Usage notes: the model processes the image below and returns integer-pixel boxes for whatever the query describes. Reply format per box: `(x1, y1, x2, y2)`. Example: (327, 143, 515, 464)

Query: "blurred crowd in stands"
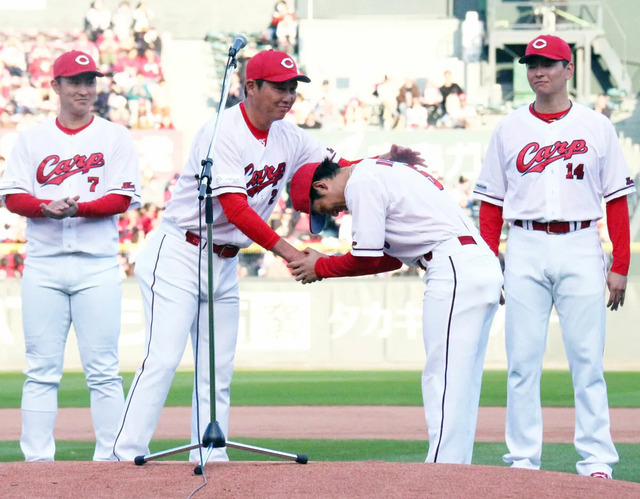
(0, 0, 617, 280)
(0, 0, 500, 281)
(370, 69, 472, 131)
(228, 57, 476, 132)
(224, 1, 476, 132)
(228, 67, 476, 132)
(0, 0, 174, 278)
(267, 0, 298, 56)
(0, 0, 172, 132)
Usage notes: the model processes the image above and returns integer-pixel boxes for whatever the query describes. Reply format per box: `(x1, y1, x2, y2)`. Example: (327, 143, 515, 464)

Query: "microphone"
(229, 34, 247, 57)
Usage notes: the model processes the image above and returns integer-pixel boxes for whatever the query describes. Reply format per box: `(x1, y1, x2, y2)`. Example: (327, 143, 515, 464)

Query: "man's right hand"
(40, 196, 80, 219)
(288, 248, 324, 284)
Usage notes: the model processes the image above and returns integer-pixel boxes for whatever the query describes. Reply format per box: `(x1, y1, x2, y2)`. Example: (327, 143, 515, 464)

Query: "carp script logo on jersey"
(517, 140, 588, 175)
(245, 162, 286, 197)
(37, 153, 105, 186)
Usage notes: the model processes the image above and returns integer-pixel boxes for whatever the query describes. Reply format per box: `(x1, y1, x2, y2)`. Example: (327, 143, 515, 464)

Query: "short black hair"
(243, 78, 265, 96)
(525, 56, 570, 68)
(55, 73, 97, 86)
(309, 157, 341, 203)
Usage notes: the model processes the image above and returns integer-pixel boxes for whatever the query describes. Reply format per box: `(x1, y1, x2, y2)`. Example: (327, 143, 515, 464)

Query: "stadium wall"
(1, 277, 639, 372)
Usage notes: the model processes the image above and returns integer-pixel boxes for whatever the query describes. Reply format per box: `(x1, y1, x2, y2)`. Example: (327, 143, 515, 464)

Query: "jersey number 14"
(566, 163, 584, 180)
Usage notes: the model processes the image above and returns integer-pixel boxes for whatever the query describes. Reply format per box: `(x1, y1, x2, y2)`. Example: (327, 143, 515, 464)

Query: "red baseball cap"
(53, 50, 104, 78)
(246, 50, 310, 83)
(289, 162, 326, 234)
(519, 35, 572, 64)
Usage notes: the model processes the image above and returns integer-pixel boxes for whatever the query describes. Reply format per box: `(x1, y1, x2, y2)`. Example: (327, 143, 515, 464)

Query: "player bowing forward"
(111, 49, 423, 463)
(473, 34, 635, 479)
(287, 158, 503, 464)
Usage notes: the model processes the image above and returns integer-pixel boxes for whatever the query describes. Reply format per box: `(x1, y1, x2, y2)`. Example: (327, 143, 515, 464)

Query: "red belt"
(421, 235, 476, 267)
(513, 220, 591, 234)
(185, 231, 240, 258)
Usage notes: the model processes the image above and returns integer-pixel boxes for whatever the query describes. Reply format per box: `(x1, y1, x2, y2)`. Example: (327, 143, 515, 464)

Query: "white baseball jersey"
(473, 103, 636, 219)
(163, 103, 338, 244)
(346, 158, 479, 265)
(0, 116, 141, 257)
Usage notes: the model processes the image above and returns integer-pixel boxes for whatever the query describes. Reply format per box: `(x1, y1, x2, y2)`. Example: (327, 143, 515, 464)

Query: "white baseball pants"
(502, 225, 618, 476)
(421, 239, 503, 463)
(20, 254, 123, 461)
(112, 225, 239, 463)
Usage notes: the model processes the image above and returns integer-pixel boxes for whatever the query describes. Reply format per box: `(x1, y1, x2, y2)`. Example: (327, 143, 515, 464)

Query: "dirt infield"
(2, 407, 640, 498)
(1, 406, 639, 443)
(1, 461, 640, 499)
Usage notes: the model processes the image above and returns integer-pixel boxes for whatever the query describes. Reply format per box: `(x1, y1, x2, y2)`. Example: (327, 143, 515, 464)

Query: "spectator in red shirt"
(28, 57, 54, 89)
(96, 29, 121, 69)
(139, 202, 158, 235)
(29, 34, 53, 63)
(113, 47, 139, 75)
(137, 47, 162, 82)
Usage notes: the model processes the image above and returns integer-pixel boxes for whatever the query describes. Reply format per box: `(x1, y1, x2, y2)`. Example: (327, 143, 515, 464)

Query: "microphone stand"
(133, 36, 308, 474)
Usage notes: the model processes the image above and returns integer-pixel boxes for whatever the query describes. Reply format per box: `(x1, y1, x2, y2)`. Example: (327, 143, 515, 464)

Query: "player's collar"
(56, 115, 94, 135)
(529, 101, 572, 123)
(240, 102, 269, 145)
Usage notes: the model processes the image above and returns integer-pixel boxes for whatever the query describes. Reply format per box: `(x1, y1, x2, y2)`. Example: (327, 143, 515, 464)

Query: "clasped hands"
(288, 248, 324, 285)
(41, 195, 80, 219)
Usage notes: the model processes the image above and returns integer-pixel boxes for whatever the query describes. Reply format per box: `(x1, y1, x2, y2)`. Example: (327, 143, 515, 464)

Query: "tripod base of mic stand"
(194, 441, 308, 474)
(202, 421, 225, 448)
(134, 420, 308, 472)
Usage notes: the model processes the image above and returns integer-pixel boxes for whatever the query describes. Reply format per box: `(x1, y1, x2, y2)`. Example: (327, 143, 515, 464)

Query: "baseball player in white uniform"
(0, 50, 141, 461)
(287, 158, 504, 464)
(473, 34, 635, 478)
(111, 49, 423, 463)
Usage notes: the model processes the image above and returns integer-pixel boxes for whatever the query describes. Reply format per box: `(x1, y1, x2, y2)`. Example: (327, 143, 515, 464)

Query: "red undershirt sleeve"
(605, 196, 630, 275)
(218, 192, 280, 250)
(336, 158, 365, 167)
(4, 193, 131, 218)
(479, 201, 504, 256)
(315, 252, 403, 278)
(4, 193, 49, 218)
(75, 194, 131, 218)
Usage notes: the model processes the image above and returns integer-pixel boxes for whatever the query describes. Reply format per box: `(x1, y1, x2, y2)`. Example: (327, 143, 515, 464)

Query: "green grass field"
(1, 370, 639, 408)
(2, 370, 639, 482)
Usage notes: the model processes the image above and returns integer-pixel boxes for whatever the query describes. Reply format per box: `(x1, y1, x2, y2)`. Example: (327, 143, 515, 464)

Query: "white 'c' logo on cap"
(75, 55, 91, 66)
(280, 57, 295, 69)
(532, 39, 547, 49)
